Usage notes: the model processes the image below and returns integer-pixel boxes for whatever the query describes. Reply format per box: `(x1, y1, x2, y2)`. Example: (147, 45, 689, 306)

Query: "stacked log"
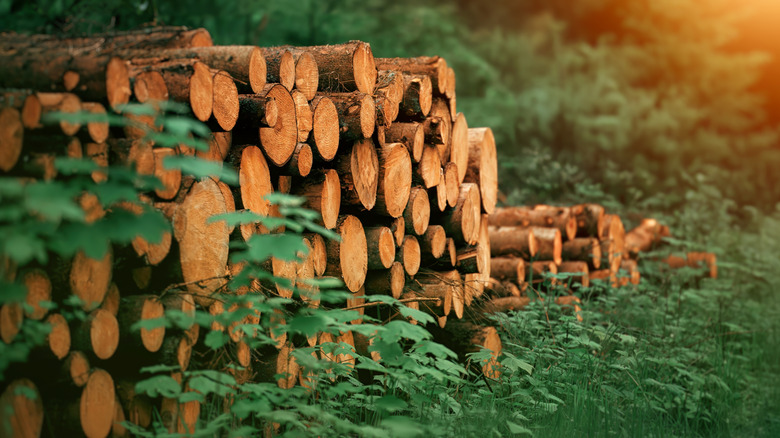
(0, 26, 507, 434)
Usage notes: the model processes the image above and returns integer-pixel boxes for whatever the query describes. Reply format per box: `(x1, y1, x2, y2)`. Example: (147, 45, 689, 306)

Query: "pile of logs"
(0, 27, 503, 437)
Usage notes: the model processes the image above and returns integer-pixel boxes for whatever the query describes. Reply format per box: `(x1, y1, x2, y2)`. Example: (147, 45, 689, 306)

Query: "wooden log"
(619, 259, 641, 285)
(444, 162, 460, 208)
(0, 43, 131, 108)
(336, 138, 379, 211)
(530, 227, 562, 266)
(37, 92, 82, 136)
(0, 90, 42, 129)
(432, 169, 448, 212)
(292, 169, 340, 230)
(256, 83, 298, 167)
(572, 204, 605, 238)
(404, 187, 430, 236)
(490, 257, 526, 285)
(100, 283, 120, 317)
(390, 217, 405, 247)
(124, 70, 168, 138)
(600, 214, 626, 268)
(19, 268, 51, 320)
(0, 107, 24, 172)
(625, 218, 670, 257)
(374, 56, 448, 96)
(411, 271, 457, 317)
(292, 89, 313, 142)
(72, 308, 119, 360)
(117, 295, 166, 353)
(115, 379, 153, 430)
(589, 269, 617, 287)
(375, 143, 412, 218)
(109, 138, 155, 176)
(50, 248, 113, 311)
(84, 141, 108, 183)
(420, 225, 447, 260)
(152, 148, 182, 200)
(385, 122, 423, 163)
(475, 214, 491, 288)
(42, 313, 71, 360)
(490, 206, 575, 241)
(373, 72, 402, 126)
(365, 227, 396, 270)
(172, 178, 230, 306)
(308, 95, 340, 161)
(435, 322, 502, 379)
(229, 144, 276, 236)
(480, 296, 530, 314)
(446, 66, 457, 100)
(63, 351, 91, 387)
(532, 205, 577, 241)
(557, 261, 590, 287)
(327, 91, 375, 140)
(429, 100, 452, 161)
(364, 262, 405, 298)
(255, 341, 300, 389)
(562, 238, 602, 270)
(262, 48, 296, 91)
(529, 261, 558, 285)
(397, 235, 421, 277)
(1, 27, 213, 51)
(450, 112, 469, 183)
(80, 102, 109, 143)
(210, 70, 239, 131)
(442, 183, 481, 245)
(292, 51, 319, 100)
(325, 215, 368, 292)
(237, 94, 278, 128)
(298, 42, 377, 95)
(284, 142, 313, 177)
(130, 60, 212, 121)
(414, 144, 442, 188)
(399, 74, 432, 117)
(0, 379, 44, 438)
(686, 252, 717, 279)
(464, 127, 498, 214)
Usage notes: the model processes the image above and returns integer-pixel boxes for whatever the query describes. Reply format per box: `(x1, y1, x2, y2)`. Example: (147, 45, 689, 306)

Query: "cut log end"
(212, 71, 239, 131)
(404, 187, 430, 236)
(0, 108, 24, 172)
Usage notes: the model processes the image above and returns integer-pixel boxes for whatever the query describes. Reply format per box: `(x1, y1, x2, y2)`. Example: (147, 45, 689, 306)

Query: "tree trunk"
(572, 203, 605, 238)
(399, 74, 432, 118)
(71, 308, 119, 360)
(464, 128, 497, 214)
(490, 257, 526, 285)
(530, 227, 562, 266)
(385, 122, 423, 163)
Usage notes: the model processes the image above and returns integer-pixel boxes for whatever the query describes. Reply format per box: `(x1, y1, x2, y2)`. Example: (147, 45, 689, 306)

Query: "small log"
(686, 252, 717, 279)
(51, 248, 113, 311)
(308, 96, 340, 161)
(404, 187, 431, 236)
(117, 295, 166, 353)
(365, 227, 396, 270)
(80, 102, 109, 143)
(414, 144, 442, 189)
(385, 122, 423, 163)
(390, 217, 405, 247)
(210, 70, 240, 131)
(37, 92, 82, 136)
(374, 70, 404, 121)
(292, 51, 319, 100)
(237, 94, 278, 128)
(336, 138, 379, 210)
(100, 283, 120, 317)
(572, 204, 605, 238)
(442, 183, 481, 245)
(229, 144, 275, 236)
(429, 101, 452, 161)
(420, 225, 447, 260)
(364, 262, 405, 299)
(619, 259, 641, 285)
(529, 261, 558, 284)
(0, 90, 42, 129)
(600, 214, 626, 268)
(256, 83, 298, 167)
(284, 142, 314, 177)
(465, 127, 498, 214)
(485, 279, 523, 298)
(255, 341, 300, 389)
(375, 143, 412, 218)
(625, 218, 670, 257)
(374, 56, 448, 96)
(109, 138, 155, 175)
(130, 60, 212, 121)
(292, 89, 313, 142)
(0, 108, 24, 172)
(304, 233, 328, 276)
(432, 169, 448, 213)
(327, 91, 375, 140)
(262, 48, 296, 91)
(153, 148, 182, 200)
(72, 308, 119, 360)
(531, 227, 562, 266)
(490, 257, 526, 285)
(325, 215, 368, 292)
(63, 351, 91, 387)
(557, 261, 590, 287)
(480, 296, 530, 313)
(533, 205, 577, 241)
(411, 271, 458, 317)
(399, 74, 432, 117)
(0, 379, 44, 438)
(397, 235, 421, 276)
(293, 169, 340, 230)
(45, 313, 71, 360)
(562, 238, 602, 270)
(444, 162, 460, 208)
(298, 41, 377, 94)
(450, 113, 469, 183)
(19, 268, 51, 320)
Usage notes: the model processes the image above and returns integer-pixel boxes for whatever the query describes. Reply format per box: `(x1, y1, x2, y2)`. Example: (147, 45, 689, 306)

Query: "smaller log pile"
(0, 26, 503, 437)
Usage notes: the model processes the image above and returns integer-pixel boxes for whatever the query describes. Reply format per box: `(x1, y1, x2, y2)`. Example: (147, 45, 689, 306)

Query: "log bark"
(529, 261, 558, 285)
(562, 238, 602, 270)
(298, 42, 377, 95)
(429, 100, 452, 161)
(385, 122, 423, 163)
(130, 60, 212, 121)
(328, 91, 375, 140)
(365, 227, 396, 270)
(308, 96, 340, 161)
(399, 74, 432, 117)
(0, 90, 42, 129)
(404, 187, 431, 236)
(172, 178, 230, 306)
(284, 142, 313, 177)
(262, 48, 296, 91)
(335, 138, 379, 211)
(237, 94, 278, 128)
(109, 138, 155, 176)
(432, 169, 448, 212)
(364, 262, 405, 298)
(292, 169, 340, 230)
(488, 226, 537, 258)
(324, 215, 368, 292)
(479, 296, 530, 314)
(625, 218, 670, 257)
(532, 205, 577, 241)
(411, 271, 456, 317)
(374, 56, 448, 96)
(397, 235, 421, 276)
(490, 257, 526, 285)
(531, 227, 562, 266)
(557, 261, 590, 287)
(464, 127, 498, 214)
(420, 225, 447, 260)
(375, 143, 412, 218)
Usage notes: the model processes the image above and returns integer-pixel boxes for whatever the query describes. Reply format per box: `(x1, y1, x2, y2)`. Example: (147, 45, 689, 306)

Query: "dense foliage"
(2, 0, 780, 436)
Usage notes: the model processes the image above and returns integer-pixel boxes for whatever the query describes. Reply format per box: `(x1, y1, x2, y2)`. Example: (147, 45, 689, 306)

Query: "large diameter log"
(375, 143, 412, 218)
(308, 96, 340, 161)
(364, 262, 405, 298)
(562, 238, 602, 269)
(293, 169, 340, 229)
(557, 261, 590, 287)
(443, 183, 481, 245)
(117, 295, 166, 352)
(336, 138, 379, 210)
(72, 308, 119, 360)
(490, 257, 526, 285)
(375, 56, 448, 96)
(404, 187, 430, 236)
(328, 91, 375, 140)
(132, 60, 212, 121)
(414, 144, 442, 189)
(531, 227, 563, 266)
(173, 178, 230, 305)
(572, 204, 605, 238)
(230, 144, 275, 236)
(51, 248, 113, 311)
(325, 215, 367, 292)
(399, 74, 432, 117)
(257, 84, 298, 167)
(80, 369, 116, 438)
(0, 107, 24, 171)
(450, 112, 469, 183)
(464, 128, 498, 214)
(488, 226, 537, 259)
(0, 90, 42, 129)
(0, 46, 131, 108)
(293, 51, 319, 100)
(1, 27, 213, 51)
(625, 218, 670, 257)
(397, 235, 421, 276)
(210, 70, 240, 131)
(0, 379, 44, 438)
(299, 42, 377, 95)
(365, 227, 396, 269)
(262, 48, 296, 91)
(385, 122, 423, 163)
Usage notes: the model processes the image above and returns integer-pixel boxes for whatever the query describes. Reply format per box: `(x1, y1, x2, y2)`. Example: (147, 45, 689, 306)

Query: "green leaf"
(374, 395, 407, 413)
(506, 421, 534, 436)
(162, 155, 238, 184)
(135, 375, 181, 398)
(380, 416, 424, 437)
(204, 330, 229, 349)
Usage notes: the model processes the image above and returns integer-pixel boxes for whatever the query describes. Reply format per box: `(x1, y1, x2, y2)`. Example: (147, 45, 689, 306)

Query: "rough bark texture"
(297, 42, 377, 95)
